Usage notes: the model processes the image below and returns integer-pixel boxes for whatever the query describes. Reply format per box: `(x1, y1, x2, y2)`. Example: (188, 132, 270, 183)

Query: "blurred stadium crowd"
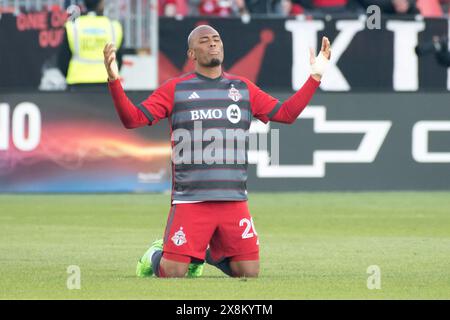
(2, 0, 448, 17)
(159, 0, 449, 18)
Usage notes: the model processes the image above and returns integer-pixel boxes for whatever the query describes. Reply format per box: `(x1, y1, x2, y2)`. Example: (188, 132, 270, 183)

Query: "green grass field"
(0, 192, 449, 300)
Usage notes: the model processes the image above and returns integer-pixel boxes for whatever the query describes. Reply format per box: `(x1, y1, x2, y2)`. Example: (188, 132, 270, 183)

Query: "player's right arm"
(104, 43, 174, 129)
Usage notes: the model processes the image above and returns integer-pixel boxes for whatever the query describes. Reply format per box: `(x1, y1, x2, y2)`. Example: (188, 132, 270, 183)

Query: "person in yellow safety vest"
(57, 0, 124, 86)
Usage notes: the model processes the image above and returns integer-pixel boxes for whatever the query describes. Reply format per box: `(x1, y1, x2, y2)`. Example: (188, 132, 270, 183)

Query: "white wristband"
(311, 52, 329, 76)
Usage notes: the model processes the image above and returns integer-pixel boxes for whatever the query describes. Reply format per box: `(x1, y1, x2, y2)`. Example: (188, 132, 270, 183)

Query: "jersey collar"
(195, 72, 223, 82)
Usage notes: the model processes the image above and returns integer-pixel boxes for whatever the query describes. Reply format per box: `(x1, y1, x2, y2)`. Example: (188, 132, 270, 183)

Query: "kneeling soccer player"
(104, 25, 331, 278)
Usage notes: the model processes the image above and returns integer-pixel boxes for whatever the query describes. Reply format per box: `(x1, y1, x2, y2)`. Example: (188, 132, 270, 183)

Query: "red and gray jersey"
(137, 72, 282, 202)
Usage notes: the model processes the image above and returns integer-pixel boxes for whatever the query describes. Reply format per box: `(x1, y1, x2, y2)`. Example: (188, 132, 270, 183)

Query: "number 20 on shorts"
(239, 218, 258, 239)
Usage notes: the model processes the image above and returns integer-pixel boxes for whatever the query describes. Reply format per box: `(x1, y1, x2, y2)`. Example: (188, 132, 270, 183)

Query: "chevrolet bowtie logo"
(248, 106, 392, 178)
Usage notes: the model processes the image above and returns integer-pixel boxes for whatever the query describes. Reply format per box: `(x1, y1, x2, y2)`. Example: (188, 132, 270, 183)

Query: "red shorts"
(162, 201, 259, 262)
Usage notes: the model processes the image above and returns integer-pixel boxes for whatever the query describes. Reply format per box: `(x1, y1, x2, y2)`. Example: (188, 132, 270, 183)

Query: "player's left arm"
(251, 36, 331, 124)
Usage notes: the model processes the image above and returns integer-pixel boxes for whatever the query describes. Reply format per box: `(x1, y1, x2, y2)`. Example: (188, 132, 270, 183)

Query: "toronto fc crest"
(171, 227, 187, 246)
(228, 84, 242, 102)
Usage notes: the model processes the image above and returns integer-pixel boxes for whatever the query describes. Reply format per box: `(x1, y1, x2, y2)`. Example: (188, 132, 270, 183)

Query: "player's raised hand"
(103, 43, 120, 81)
(320, 36, 331, 60)
(310, 37, 331, 81)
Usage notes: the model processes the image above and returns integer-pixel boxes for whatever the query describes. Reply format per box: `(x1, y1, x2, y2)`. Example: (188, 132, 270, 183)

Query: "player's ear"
(187, 48, 196, 61)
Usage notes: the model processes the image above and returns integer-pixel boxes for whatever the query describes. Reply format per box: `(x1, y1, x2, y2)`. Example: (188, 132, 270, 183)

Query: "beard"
(203, 58, 222, 68)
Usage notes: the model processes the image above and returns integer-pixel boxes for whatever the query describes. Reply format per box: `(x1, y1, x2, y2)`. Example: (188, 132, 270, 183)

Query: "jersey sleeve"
(138, 79, 176, 125)
(245, 79, 282, 124)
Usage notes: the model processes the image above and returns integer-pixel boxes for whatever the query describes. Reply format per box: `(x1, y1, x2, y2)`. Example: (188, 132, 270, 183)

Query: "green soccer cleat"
(187, 262, 205, 278)
(136, 238, 205, 278)
(136, 239, 163, 278)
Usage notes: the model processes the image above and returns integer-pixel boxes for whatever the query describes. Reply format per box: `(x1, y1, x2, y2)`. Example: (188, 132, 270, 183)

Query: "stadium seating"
(417, 0, 444, 17)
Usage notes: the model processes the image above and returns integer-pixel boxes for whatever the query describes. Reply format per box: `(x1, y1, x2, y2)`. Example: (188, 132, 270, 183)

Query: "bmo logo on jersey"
(226, 104, 241, 124)
(190, 109, 222, 120)
(190, 105, 242, 124)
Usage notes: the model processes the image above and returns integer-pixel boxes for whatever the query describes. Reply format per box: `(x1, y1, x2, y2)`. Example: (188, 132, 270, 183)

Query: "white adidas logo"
(188, 92, 200, 99)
